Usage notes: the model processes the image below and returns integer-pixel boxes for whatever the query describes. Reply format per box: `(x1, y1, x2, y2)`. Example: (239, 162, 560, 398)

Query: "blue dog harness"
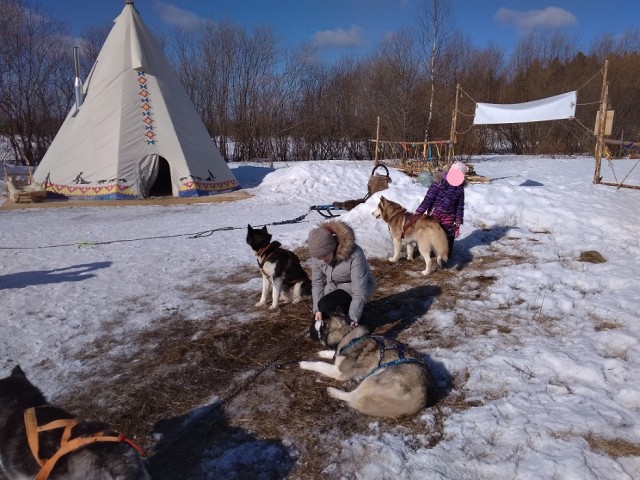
(338, 335, 424, 379)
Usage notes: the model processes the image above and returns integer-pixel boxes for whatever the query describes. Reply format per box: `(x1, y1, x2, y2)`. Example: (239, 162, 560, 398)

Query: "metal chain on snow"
(0, 211, 313, 249)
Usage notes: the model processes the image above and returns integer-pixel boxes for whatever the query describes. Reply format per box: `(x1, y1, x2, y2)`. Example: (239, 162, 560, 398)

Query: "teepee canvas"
(33, 1, 239, 199)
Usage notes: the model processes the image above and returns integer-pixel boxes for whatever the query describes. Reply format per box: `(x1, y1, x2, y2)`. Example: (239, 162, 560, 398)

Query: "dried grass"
(586, 435, 640, 457)
(579, 250, 607, 263)
(42, 238, 570, 478)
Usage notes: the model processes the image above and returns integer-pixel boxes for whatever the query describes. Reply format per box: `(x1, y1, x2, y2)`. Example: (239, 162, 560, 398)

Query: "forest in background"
(1, 0, 639, 165)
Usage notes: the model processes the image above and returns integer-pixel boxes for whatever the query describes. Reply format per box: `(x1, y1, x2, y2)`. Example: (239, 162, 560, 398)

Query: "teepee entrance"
(146, 156, 172, 197)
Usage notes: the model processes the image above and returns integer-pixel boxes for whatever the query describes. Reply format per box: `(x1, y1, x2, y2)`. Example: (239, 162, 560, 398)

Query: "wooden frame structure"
(369, 114, 457, 177)
(593, 59, 640, 190)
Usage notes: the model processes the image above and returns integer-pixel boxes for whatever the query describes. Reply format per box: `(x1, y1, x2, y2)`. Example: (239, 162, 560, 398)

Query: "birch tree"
(417, 0, 452, 144)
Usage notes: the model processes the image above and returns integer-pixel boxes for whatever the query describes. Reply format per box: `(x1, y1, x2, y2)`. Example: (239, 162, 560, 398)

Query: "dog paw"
(299, 361, 313, 370)
(388, 257, 399, 263)
(420, 270, 431, 276)
(255, 301, 266, 307)
(268, 305, 279, 310)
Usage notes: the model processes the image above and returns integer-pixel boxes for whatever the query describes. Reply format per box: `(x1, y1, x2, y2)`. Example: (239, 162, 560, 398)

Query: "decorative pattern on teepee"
(138, 71, 156, 145)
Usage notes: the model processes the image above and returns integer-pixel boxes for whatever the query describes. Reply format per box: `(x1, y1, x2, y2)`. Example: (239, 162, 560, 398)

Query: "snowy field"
(1, 156, 640, 479)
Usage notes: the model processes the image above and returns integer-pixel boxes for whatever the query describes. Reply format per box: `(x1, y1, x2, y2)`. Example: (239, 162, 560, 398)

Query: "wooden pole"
(449, 84, 460, 161)
(604, 138, 640, 148)
(593, 60, 609, 184)
(374, 116, 381, 164)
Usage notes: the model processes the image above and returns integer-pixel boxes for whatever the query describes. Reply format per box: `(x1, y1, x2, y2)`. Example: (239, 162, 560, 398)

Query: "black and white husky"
(300, 313, 436, 418)
(0, 366, 149, 480)
(246, 224, 312, 309)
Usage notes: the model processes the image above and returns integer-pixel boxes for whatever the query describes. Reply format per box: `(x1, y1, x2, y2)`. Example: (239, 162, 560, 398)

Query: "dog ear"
(11, 365, 26, 378)
(247, 224, 253, 231)
(261, 226, 268, 233)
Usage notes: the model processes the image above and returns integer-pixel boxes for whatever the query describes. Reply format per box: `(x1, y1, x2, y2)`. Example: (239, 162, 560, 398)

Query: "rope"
(575, 67, 604, 94)
(458, 85, 477, 104)
(455, 123, 475, 136)
(455, 109, 475, 117)
(570, 116, 596, 135)
(0, 211, 312, 250)
(616, 158, 640, 187)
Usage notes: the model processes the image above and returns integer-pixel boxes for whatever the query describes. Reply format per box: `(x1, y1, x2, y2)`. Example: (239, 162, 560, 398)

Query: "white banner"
(474, 91, 577, 125)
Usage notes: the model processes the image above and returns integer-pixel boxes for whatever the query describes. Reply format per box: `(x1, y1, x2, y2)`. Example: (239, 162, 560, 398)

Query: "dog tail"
(433, 228, 449, 266)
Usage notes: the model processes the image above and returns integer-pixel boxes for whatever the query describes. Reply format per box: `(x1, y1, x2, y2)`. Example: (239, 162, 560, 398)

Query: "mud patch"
(56, 240, 537, 478)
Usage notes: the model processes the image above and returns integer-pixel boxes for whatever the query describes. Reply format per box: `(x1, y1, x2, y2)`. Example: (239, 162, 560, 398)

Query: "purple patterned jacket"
(415, 172, 465, 236)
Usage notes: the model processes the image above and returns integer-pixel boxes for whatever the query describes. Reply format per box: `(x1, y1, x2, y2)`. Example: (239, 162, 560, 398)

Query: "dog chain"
(0, 213, 312, 250)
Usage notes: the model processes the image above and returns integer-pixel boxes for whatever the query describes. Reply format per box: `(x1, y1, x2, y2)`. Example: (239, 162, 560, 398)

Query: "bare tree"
(417, 0, 453, 143)
(0, 0, 73, 165)
(78, 23, 111, 75)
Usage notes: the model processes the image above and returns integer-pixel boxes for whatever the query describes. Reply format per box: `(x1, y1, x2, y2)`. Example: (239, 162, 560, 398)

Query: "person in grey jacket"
(307, 220, 376, 327)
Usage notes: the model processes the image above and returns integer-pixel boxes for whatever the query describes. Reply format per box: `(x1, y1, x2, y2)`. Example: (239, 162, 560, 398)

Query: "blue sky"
(46, 0, 640, 62)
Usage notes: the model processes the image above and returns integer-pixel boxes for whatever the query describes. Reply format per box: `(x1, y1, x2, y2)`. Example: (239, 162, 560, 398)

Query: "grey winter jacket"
(310, 220, 376, 322)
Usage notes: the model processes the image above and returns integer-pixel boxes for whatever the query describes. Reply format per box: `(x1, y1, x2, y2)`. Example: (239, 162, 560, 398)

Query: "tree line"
(1, 0, 639, 166)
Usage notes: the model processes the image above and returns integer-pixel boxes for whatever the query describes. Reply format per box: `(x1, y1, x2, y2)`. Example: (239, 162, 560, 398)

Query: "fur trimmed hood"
(317, 220, 356, 262)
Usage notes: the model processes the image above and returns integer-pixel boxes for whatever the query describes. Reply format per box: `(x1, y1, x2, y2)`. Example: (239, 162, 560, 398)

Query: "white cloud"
(153, 1, 207, 29)
(495, 6, 577, 31)
(312, 25, 367, 49)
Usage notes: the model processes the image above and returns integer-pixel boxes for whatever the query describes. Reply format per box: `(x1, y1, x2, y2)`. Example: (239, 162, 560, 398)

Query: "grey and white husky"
(246, 224, 312, 309)
(0, 366, 149, 480)
(300, 313, 436, 418)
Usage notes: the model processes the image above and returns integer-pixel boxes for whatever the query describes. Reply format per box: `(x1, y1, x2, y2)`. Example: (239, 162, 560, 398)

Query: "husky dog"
(0, 366, 149, 480)
(299, 313, 435, 418)
(246, 224, 312, 309)
(372, 196, 449, 275)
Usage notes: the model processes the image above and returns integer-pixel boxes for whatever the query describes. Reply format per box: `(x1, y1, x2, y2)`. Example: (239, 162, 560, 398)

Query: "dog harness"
(24, 406, 145, 480)
(401, 212, 420, 239)
(255, 241, 282, 270)
(338, 335, 424, 379)
(255, 241, 308, 284)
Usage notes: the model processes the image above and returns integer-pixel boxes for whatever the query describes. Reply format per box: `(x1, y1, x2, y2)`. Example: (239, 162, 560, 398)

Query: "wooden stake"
(594, 60, 609, 184)
(374, 116, 380, 164)
(449, 84, 460, 161)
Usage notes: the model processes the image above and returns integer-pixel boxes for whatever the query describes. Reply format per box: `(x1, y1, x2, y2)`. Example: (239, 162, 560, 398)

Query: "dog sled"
(3, 164, 46, 203)
(310, 163, 392, 218)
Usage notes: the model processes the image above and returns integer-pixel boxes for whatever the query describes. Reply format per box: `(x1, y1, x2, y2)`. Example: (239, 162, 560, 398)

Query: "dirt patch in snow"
(53, 239, 539, 479)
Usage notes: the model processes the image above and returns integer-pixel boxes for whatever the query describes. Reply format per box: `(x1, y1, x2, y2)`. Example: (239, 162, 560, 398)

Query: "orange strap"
(23, 407, 135, 480)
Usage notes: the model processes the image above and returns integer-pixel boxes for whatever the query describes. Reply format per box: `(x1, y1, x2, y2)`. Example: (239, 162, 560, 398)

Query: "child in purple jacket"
(413, 161, 467, 259)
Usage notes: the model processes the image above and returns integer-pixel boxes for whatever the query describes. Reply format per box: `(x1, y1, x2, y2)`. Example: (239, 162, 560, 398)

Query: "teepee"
(33, 1, 239, 199)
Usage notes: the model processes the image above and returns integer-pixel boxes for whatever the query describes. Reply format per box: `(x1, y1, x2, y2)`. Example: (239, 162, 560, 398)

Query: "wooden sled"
(310, 163, 392, 217)
(4, 168, 46, 203)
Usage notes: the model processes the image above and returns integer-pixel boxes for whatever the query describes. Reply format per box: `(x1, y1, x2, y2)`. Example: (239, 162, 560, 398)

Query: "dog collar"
(256, 241, 281, 268)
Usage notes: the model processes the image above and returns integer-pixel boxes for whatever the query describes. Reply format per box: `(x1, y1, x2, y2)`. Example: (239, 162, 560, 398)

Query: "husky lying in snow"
(0, 366, 149, 480)
(246, 224, 312, 309)
(372, 196, 449, 275)
(300, 313, 435, 418)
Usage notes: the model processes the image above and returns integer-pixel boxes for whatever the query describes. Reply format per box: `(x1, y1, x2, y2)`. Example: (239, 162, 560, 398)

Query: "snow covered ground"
(1, 156, 640, 479)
